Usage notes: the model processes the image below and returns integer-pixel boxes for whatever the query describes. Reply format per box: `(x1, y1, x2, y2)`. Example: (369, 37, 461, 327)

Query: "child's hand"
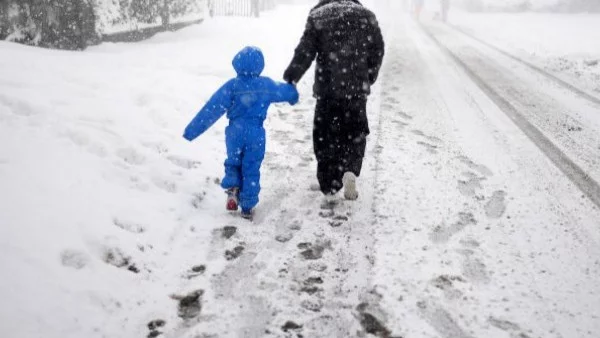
(288, 84, 299, 105)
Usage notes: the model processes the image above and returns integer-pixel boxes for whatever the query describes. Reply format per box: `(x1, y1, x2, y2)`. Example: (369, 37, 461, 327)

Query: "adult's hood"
(232, 46, 265, 77)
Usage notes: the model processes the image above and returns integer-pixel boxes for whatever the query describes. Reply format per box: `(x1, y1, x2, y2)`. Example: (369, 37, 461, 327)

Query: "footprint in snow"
(412, 129, 443, 145)
(398, 111, 413, 120)
(457, 172, 485, 197)
(221, 226, 237, 239)
(115, 147, 146, 165)
(142, 141, 169, 155)
(166, 155, 201, 169)
(301, 299, 323, 312)
(381, 102, 395, 110)
(356, 305, 392, 338)
(225, 245, 244, 261)
(60, 249, 90, 270)
(190, 191, 206, 209)
(281, 320, 303, 333)
(485, 190, 507, 219)
(113, 217, 145, 234)
(457, 155, 493, 177)
(412, 129, 426, 137)
(417, 300, 474, 338)
(391, 120, 409, 128)
(0, 94, 38, 117)
(184, 264, 206, 279)
(430, 212, 477, 243)
(431, 275, 465, 299)
(462, 256, 491, 284)
(488, 317, 532, 338)
(151, 176, 177, 193)
(102, 247, 140, 273)
(329, 214, 349, 228)
(62, 129, 107, 157)
(417, 141, 439, 154)
(171, 290, 203, 320)
(459, 237, 480, 249)
(298, 241, 331, 260)
(300, 276, 324, 294)
(147, 319, 166, 338)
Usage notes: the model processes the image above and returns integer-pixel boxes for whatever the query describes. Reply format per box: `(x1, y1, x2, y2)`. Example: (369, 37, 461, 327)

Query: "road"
(174, 13, 600, 338)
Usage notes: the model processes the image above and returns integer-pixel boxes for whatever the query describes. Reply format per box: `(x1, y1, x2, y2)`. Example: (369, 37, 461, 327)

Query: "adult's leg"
(314, 98, 345, 194)
(316, 158, 343, 194)
(339, 98, 369, 178)
(341, 132, 367, 176)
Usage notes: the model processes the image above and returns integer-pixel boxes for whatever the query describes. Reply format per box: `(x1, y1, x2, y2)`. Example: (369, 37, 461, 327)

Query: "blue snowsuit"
(183, 46, 299, 212)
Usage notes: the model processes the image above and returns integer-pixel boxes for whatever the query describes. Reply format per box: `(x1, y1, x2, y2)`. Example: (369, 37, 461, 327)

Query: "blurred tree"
(463, 0, 483, 12)
(0, 1, 7, 39)
(515, 0, 531, 12)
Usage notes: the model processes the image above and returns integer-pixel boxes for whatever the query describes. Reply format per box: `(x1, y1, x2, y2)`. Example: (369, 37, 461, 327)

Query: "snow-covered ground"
(0, 5, 311, 337)
(449, 10, 600, 94)
(1, 1, 600, 338)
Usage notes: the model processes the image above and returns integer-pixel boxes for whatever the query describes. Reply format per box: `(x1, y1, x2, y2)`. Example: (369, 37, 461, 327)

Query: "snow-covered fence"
(0, 0, 207, 50)
(208, 0, 276, 17)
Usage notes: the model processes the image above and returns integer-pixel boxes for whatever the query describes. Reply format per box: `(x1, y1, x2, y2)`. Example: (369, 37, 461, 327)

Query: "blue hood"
(232, 46, 265, 78)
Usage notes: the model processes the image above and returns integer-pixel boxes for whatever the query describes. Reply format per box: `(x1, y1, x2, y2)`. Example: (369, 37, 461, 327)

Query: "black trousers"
(313, 97, 369, 195)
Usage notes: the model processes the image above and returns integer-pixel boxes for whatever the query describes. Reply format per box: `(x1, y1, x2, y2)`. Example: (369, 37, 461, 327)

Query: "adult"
(413, 0, 424, 20)
(441, 0, 450, 22)
(283, 0, 384, 200)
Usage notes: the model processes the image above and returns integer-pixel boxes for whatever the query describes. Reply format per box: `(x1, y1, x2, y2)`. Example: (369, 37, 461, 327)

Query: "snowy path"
(365, 16, 600, 338)
(449, 11, 600, 97)
(1, 4, 600, 338)
(172, 14, 600, 338)
(419, 20, 600, 206)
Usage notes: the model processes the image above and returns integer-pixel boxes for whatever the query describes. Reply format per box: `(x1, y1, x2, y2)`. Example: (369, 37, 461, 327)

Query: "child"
(183, 46, 299, 220)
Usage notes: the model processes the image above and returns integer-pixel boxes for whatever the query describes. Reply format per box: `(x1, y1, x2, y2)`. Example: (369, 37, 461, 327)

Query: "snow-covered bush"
(0, 0, 205, 49)
(0, 0, 96, 49)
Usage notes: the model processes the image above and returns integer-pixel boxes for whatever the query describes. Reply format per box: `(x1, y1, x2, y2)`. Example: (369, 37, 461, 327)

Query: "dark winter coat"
(283, 0, 385, 99)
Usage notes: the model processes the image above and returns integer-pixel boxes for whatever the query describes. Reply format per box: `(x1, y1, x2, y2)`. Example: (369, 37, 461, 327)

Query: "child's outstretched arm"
(183, 80, 234, 141)
(269, 80, 299, 105)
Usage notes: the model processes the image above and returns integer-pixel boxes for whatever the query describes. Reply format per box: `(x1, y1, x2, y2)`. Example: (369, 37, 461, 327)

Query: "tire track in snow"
(406, 19, 599, 338)
(419, 24, 600, 210)
(449, 24, 600, 106)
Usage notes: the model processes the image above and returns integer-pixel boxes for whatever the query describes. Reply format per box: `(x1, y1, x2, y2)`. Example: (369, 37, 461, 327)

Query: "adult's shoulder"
(362, 7, 379, 25)
(309, 0, 376, 20)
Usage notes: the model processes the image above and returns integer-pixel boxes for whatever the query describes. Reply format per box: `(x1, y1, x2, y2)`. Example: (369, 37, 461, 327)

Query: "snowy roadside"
(449, 10, 600, 95)
(371, 15, 600, 338)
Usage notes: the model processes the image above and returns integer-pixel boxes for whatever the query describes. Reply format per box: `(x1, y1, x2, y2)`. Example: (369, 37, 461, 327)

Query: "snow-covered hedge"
(0, 0, 97, 49)
(0, 0, 206, 50)
(95, 0, 205, 34)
